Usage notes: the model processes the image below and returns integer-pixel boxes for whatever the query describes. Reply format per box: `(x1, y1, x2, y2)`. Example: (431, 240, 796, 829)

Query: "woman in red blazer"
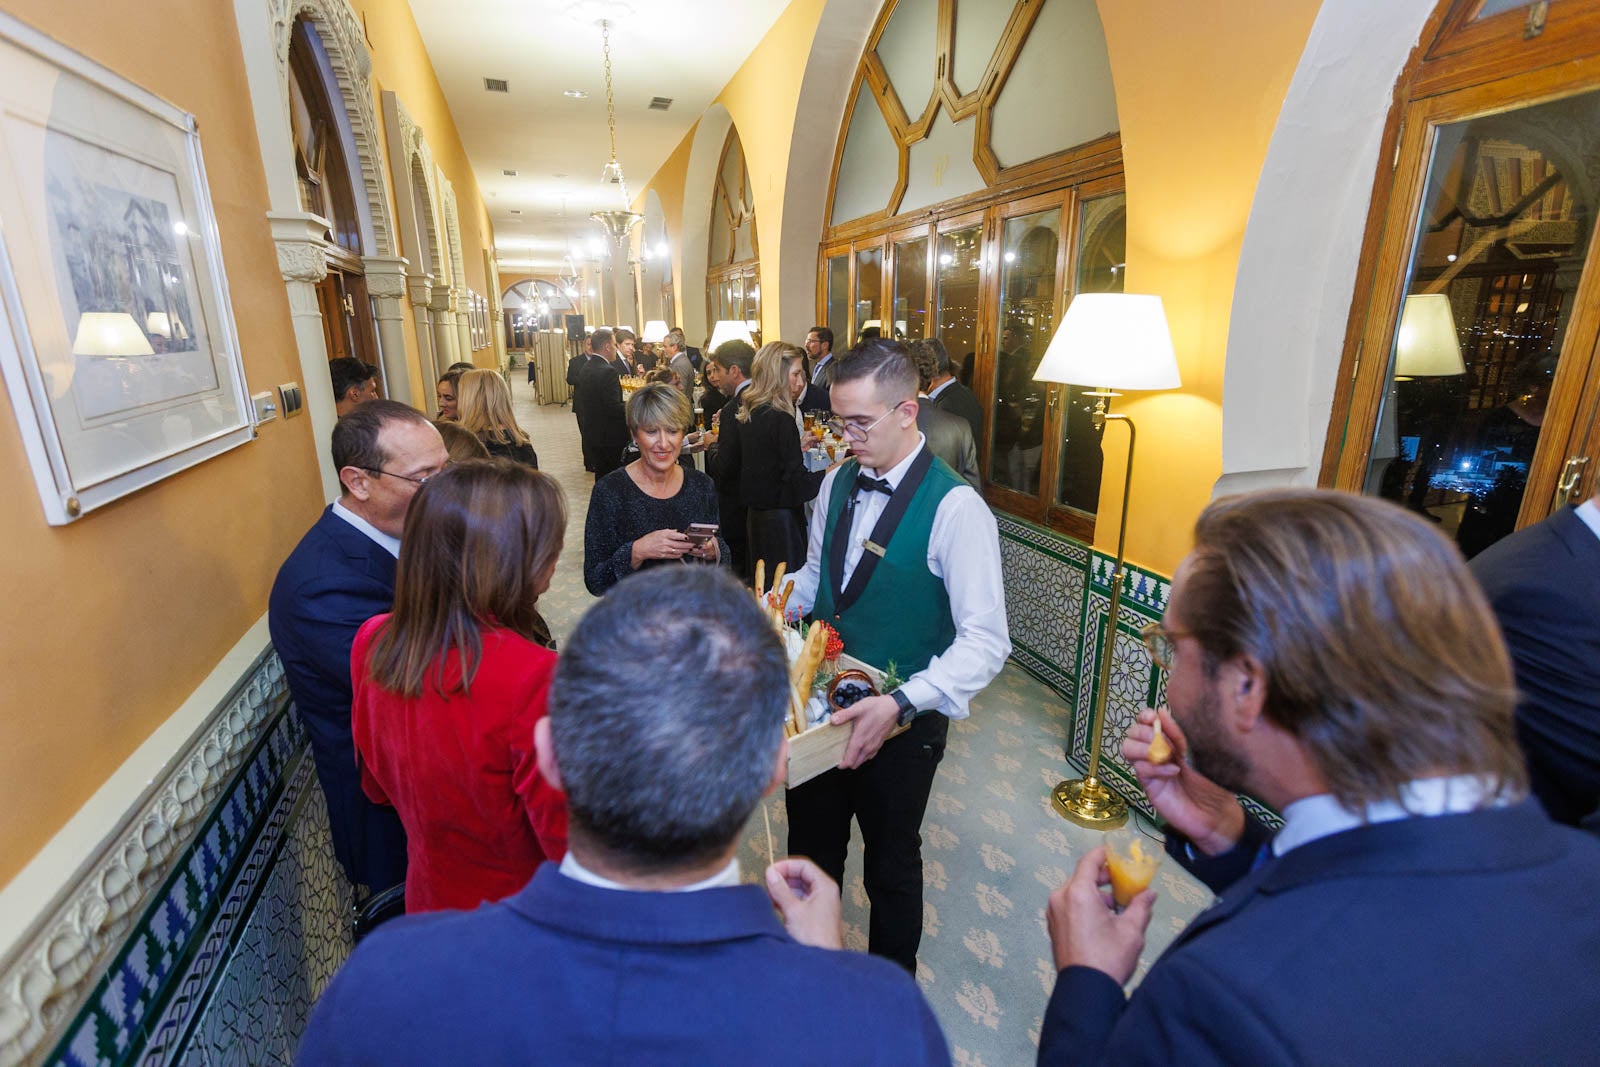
(351, 460, 568, 913)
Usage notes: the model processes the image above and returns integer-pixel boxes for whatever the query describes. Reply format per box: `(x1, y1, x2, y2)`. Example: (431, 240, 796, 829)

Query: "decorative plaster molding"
(270, 0, 396, 258)
(275, 241, 329, 285)
(0, 652, 288, 1067)
(361, 255, 410, 300)
(407, 273, 434, 308)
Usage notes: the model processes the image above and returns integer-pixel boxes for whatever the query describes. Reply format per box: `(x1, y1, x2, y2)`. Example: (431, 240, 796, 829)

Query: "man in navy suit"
(299, 567, 949, 1065)
(802, 325, 835, 414)
(269, 401, 447, 894)
(1470, 489, 1600, 828)
(1038, 490, 1600, 1066)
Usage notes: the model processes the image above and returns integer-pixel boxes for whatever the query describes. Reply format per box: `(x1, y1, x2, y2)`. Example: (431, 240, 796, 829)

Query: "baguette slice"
(1147, 718, 1173, 765)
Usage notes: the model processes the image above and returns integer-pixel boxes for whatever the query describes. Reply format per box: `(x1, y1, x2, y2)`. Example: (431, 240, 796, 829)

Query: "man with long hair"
(1039, 489, 1600, 1065)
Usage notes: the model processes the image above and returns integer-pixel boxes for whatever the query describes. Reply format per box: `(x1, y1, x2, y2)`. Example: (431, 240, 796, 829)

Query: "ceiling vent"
(484, 78, 509, 93)
(502, 169, 518, 176)
(648, 96, 672, 111)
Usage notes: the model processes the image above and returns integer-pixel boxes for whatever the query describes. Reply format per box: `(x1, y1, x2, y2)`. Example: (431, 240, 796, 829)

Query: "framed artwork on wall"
(0, 12, 253, 525)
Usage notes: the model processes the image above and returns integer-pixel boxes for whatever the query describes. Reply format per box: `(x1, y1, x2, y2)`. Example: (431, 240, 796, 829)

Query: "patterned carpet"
(511, 369, 1212, 1066)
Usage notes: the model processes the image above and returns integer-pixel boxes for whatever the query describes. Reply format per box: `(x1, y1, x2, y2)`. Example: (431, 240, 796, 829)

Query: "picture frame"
(0, 12, 253, 525)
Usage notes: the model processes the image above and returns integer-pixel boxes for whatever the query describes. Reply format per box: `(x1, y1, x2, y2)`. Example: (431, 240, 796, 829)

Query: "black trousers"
(786, 712, 948, 973)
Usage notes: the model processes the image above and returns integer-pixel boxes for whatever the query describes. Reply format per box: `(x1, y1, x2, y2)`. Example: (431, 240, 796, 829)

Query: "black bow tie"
(855, 474, 893, 496)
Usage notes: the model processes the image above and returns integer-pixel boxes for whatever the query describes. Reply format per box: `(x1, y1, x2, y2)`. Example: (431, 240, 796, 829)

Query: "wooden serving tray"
(785, 654, 909, 787)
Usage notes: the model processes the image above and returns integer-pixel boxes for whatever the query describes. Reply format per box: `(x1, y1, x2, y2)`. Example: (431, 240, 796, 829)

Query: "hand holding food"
(1147, 717, 1173, 765)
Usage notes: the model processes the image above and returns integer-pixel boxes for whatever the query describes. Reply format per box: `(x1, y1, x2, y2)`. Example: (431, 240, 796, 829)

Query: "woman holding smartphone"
(583, 384, 728, 595)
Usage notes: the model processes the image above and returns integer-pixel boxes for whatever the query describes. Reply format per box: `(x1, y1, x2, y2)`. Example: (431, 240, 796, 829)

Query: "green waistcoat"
(812, 454, 963, 676)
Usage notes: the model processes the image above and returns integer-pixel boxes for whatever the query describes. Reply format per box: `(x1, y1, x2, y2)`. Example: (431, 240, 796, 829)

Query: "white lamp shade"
(73, 312, 155, 357)
(1032, 293, 1180, 390)
(641, 319, 669, 343)
(745, 319, 760, 334)
(1395, 294, 1465, 377)
(707, 319, 754, 353)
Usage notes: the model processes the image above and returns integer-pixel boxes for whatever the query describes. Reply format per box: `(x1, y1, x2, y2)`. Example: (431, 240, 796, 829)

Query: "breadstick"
(1147, 717, 1173, 765)
(754, 559, 766, 599)
(790, 621, 828, 716)
(772, 562, 787, 597)
(776, 578, 795, 618)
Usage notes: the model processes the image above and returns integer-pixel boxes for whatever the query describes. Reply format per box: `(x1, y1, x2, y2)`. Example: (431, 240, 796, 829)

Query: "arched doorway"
(706, 128, 761, 344)
(287, 17, 382, 384)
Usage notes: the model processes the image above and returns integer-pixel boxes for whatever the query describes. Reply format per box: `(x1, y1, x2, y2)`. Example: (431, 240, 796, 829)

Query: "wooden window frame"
(1321, 0, 1600, 523)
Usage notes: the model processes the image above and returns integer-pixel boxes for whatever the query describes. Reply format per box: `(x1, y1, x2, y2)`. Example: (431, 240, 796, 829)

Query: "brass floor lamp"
(1030, 293, 1181, 830)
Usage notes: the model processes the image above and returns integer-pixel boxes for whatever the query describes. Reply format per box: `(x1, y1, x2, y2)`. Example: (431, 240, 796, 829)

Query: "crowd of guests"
(278, 334, 1599, 1064)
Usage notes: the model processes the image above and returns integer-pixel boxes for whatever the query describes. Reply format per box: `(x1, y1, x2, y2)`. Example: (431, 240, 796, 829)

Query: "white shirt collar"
(331, 499, 400, 558)
(928, 378, 954, 400)
(861, 434, 928, 486)
(1272, 774, 1513, 856)
(734, 378, 752, 396)
(558, 852, 741, 892)
(1576, 497, 1600, 542)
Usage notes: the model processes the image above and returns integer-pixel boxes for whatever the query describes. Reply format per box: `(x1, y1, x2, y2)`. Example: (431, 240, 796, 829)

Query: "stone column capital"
(266, 211, 332, 284)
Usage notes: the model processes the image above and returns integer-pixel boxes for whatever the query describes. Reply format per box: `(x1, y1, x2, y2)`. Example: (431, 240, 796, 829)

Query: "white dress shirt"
(331, 500, 400, 558)
(1271, 774, 1515, 857)
(789, 436, 1010, 720)
(927, 378, 955, 401)
(1576, 496, 1600, 542)
(558, 852, 741, 892)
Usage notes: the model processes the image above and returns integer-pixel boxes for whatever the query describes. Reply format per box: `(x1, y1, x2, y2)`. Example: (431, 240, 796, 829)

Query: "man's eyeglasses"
(823, 401, 907, 442)
(363, 464, 447, 487)
(1139, 621, 1192, 671)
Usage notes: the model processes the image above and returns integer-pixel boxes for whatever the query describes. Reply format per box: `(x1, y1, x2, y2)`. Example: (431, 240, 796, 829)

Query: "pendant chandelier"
(589, 19, 643, 242)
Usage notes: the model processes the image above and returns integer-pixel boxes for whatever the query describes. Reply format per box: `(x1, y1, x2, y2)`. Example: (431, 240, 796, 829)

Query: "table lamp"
(1032, 292, 1181, 829)
(1394, 294, 1464, 379)
(707, 319, 754, 355)
(641, 320, 669, 343)
(72, 312, 155, 357)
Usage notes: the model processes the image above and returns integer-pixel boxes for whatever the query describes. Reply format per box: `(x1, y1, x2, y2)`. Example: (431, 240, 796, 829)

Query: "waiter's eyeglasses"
(824, 402, 907, 442)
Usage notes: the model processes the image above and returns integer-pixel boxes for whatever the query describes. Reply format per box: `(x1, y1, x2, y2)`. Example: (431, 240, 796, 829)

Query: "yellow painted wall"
(637, 133, 695, 329)
(0, 0, 325, 885)
(1095, 0, 1322, 572)
(350, 0, 500, 373)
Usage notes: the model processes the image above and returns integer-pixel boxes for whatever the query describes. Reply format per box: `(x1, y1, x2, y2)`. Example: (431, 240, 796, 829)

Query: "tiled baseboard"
(997, 514, 1278, 829)
(1, 648, 351, 1067)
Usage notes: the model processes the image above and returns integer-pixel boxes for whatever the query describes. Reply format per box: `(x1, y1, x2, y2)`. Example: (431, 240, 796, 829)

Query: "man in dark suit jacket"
(300, 567, 949, 1065)
(575, 327, 629, 477)
(1470, 492, 1600, 828)
(705, 339, 756, 578)
(923, 337, 983, 442)
(802, 325, 836, 414)
(269, 402, 447, 893)
(1038, 489, 1600, 1066)
(910, 339, 980, 487)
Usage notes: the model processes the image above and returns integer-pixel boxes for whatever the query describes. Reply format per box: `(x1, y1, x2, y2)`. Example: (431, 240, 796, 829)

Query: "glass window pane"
(892, 235, 929, 341)
(747, 271, 761, 323)
(989, 207, 1061, 495)
(1057, 193, 1126, 515)
(936, 225, 982, 387)
(827, 254, 850, 335)
(733, 219, 755, 263)
(1365, 89, 1600, 557)
(855, 246, 883, 342)
(710, 199, 731, 267)
(1474, 0, 1530, 19)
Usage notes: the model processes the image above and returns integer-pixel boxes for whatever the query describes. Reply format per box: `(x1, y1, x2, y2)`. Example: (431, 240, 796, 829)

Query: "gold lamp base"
(1052, 775, 1128, 830)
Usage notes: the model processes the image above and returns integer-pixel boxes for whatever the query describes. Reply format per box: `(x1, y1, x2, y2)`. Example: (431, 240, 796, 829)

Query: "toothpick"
(762, 801, 776, 870)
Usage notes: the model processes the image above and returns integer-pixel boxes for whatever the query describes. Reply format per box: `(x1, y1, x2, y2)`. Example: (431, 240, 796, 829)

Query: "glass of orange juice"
(1103, 830, 1162, 910)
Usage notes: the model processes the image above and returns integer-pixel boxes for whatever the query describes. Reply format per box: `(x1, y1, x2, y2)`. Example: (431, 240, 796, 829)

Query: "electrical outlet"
(278, 382, 304, 417)
(251, 390, 279, 423)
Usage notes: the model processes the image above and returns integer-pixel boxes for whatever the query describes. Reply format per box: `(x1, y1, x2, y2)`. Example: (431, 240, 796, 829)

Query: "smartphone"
(682, 522, 719, 545)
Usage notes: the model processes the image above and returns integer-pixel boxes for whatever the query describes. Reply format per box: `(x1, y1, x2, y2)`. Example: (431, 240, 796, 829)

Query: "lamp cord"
(600, 20, 630, 207)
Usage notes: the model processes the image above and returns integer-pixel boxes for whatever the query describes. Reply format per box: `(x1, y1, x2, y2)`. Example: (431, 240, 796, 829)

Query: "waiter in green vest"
(787, 339, 1010, 974)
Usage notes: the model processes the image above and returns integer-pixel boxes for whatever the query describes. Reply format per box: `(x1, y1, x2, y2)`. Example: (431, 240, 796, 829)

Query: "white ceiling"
(406, 0, 793, 275)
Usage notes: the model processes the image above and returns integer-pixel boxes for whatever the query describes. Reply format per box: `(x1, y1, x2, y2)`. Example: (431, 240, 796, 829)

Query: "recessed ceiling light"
(563, 90, 589, 100)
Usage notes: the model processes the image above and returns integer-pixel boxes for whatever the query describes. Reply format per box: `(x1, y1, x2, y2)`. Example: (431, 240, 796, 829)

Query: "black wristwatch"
(891, 688, 918, 727)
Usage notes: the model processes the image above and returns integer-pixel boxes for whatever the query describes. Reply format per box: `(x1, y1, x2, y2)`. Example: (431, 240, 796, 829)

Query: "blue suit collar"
(316, 504, 398, 583)
(504, 864, 790, 947)
(1173, 800, 1559, 949)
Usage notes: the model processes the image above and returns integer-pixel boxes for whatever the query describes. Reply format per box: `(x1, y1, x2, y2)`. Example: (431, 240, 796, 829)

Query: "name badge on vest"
(862, 538, 887, 558)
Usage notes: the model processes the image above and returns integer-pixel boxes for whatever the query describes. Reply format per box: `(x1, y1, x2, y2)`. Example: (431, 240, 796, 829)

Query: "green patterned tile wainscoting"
(998, 513, 1281, 830)
(0, 648, 352, 1067)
